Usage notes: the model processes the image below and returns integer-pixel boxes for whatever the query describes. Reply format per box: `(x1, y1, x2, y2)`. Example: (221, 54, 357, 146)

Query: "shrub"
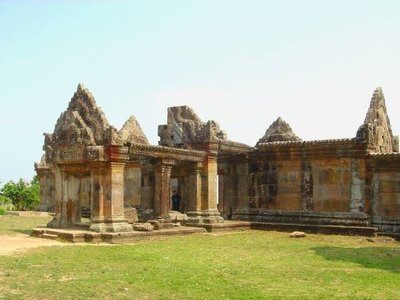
(0, 176, 40, 211)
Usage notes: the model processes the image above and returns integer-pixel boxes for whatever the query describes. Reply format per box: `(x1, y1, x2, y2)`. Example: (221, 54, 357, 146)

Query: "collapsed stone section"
(158, 106, 227, 147)
(256, 117, 301, 146)
(356, 87, 398, 153)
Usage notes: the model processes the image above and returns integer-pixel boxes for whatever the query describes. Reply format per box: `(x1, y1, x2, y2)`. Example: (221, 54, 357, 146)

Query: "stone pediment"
(67, 83, 110, 144)
(42, 84, 110, 163)
(40, 84, 152, 164)
(53, 110, 96, 146)
(257, 117, 301, 146)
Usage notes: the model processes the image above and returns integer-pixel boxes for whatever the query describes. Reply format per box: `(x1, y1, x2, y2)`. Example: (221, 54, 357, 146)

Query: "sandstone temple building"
(34, 84, 400, 240)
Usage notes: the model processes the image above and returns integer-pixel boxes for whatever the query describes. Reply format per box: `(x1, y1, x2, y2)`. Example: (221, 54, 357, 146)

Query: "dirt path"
(0, 234, 66, 256)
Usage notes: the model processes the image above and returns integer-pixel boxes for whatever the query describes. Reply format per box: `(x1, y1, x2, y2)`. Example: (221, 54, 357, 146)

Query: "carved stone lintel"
(86, 146, 105, 161)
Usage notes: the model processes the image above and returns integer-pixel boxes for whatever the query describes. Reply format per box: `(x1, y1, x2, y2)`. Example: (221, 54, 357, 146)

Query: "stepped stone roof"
(256, 117, 301, 146)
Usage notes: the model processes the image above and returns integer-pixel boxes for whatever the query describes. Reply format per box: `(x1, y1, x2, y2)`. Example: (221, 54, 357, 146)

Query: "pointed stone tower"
(257, 117, 301, 146)
(118, 115, 149, 145)
(356, 87, 398, 153)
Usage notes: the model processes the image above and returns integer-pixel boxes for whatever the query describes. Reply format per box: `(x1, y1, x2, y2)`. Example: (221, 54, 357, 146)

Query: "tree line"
(0, 176, 40, 214)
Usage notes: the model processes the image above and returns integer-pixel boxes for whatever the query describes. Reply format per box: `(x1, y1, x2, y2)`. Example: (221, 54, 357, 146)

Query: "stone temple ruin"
(34, 84, 400, 241)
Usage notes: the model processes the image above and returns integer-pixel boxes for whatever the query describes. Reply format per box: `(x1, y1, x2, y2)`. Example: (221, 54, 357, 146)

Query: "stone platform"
(31, 220, 381, 244)
(32, 226, 207, 244)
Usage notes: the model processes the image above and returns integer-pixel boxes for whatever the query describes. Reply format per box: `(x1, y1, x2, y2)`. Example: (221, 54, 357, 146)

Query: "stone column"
(89, 162, 133, 232)
(153, 159, 174, 219)
(221, 164, 238, 219)
(35, 166, 56, 212)
(47, 165, 83, 228)
(350, 159, 366, 213)
(186, 162, 203, 213)
(140, 163, 153, 210)
(236, 155, 249, 209)
(231, 155, 249, 221)
(187, 155, 224, 224)
(301, 160, 313, 211)
(124, 159, 142, 207)
(47, 166, 64, 228)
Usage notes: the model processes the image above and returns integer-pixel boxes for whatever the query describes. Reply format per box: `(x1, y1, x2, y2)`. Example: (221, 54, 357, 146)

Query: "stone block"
(124, 207, 139, 223)
(289, 231, 306, 238)
(133, 222, 153, 232)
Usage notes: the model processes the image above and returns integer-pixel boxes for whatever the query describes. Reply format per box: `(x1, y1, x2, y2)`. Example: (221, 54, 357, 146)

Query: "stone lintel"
(106, 145, 129, 162)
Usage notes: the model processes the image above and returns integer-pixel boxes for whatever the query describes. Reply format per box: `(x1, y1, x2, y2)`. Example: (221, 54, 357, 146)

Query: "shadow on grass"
(312, 246, 400, 273)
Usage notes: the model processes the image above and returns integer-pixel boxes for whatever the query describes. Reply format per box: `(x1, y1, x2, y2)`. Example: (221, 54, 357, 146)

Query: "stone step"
(41, 233, 59, 240)
(377, 232, 400, 241)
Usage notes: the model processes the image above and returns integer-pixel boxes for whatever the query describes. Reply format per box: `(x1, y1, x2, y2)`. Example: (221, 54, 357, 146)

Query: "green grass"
(0, 214, 52, 235)
(0, 217, 399, 299)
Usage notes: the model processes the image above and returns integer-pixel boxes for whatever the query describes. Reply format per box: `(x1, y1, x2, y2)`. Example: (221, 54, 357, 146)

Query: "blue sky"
(1, 0, 400, 184)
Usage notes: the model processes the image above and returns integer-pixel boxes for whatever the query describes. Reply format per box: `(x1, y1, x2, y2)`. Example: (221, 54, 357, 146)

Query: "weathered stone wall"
(368, 155, 400, 233)
(230, 140, 371, 227)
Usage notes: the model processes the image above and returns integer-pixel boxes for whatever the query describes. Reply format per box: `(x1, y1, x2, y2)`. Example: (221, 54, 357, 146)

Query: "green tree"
(0, 176, 40, 211)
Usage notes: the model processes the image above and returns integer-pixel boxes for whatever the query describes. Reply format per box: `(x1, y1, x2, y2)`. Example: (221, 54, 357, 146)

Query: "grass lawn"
(0, 214, 52, 235)
(0, 216, 399, 299)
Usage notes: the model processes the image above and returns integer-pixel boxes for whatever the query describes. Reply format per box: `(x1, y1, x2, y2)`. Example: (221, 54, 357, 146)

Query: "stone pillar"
(47, 166, 83, 228)
(218, 173, 224, 212)
(350, 159, 366, 213)
(153, 159, 174, 219)
(187, 155, 224, 224)
(186, 162, 203, 213)
(221, 164, 238, 219)
(301, 160, 313, 211)
(124, 160, 142, 207)
(64, 173, 82, 225)
(47, 166, 64, 228)
(89, 162, 133, 232)
(236, 156, 249, 209)
(140, 164, 153, 210)
(231, 155, 249, 221)
(36, 166, 55, 212)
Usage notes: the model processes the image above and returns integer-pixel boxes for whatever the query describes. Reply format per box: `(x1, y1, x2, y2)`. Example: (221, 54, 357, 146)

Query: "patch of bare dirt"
(0, 234, 66, 256)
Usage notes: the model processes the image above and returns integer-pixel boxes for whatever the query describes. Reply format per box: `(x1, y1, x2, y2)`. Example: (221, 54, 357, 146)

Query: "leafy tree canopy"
(0, 176, 40, 211)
